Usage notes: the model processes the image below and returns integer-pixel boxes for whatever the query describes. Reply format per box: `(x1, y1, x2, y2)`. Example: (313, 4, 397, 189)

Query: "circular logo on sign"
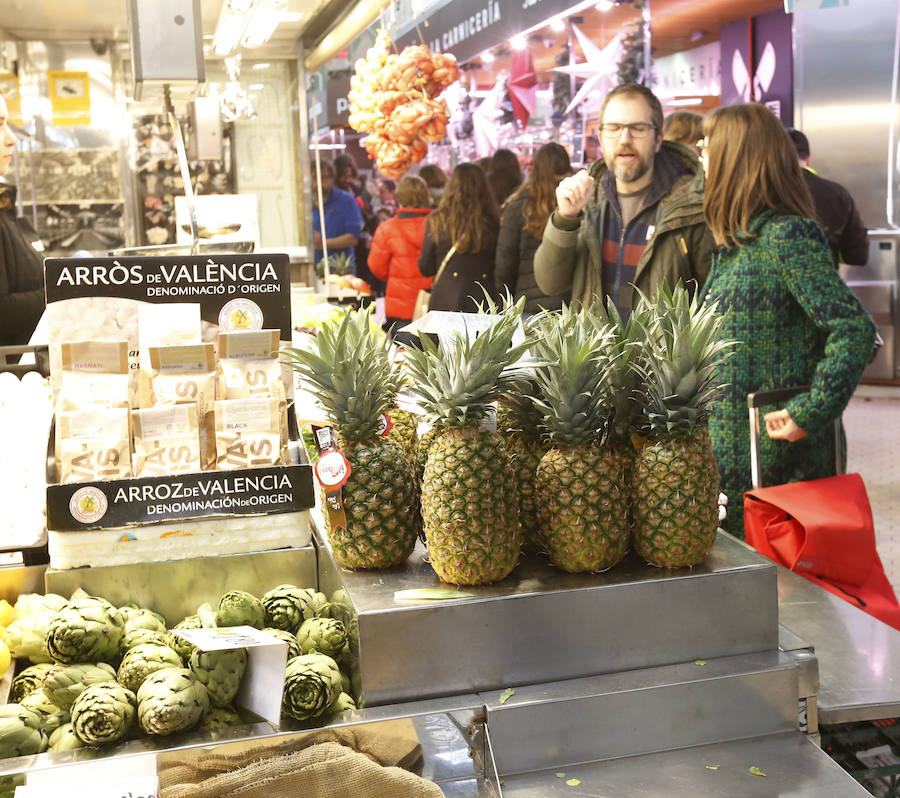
(219, 298, 264, 331)
(376, 413, 394, 437)
(69, 487, 109, 524)
(315, 450, 351, 487)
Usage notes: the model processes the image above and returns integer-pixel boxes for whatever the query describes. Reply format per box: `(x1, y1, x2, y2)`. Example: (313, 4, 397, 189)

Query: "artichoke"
(261, 585, 317, 633)
(117, 644, 183, 694)
(302, 589, 329, 617)
(215, 591, 264, 629)
(19, 691, 69, 735)
(196, 705, 242, 732)
(121, 607, 167, 634)
(13, 593, 67, 621)
(261, 628, 302, 660)
(0, 704, 48, 758)
(331, 692, 357, 712)
(48, 722, 84, 752)
(296, 618, 348, 659)
(71, 681, 135, 746)
(120, 628, 170, 656)
(3, 615, 54, 663)
(188, 648, 247, 708)
(41, 662, 117, 710)
(44, 594, 125, 664)
(10, 664, 55, 703)
(137, 667, 209, 736)
(196, 603, 218, 629)
(166, 615, 202, 662)
(281, 653, 342, 721)
(315, 601, 355, 627)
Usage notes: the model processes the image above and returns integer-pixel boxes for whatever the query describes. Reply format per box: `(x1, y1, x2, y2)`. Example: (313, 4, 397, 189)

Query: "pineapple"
(403, 302, 531, 585)
(630, 284, 736, 568)
(283, 308, 418, 569)
(496, 379, 551, 554)
(531, 305, 631, 573)
(384, 346, 419, 457)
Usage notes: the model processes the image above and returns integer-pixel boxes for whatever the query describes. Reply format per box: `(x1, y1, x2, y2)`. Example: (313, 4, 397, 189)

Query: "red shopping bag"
(745, 473, 900, 630)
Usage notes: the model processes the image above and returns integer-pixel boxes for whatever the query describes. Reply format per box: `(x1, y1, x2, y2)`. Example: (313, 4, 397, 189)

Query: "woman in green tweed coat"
(698, 104, 875, 539)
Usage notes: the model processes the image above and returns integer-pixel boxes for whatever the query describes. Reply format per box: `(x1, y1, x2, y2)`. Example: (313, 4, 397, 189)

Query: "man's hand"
(764, 409, 806, 442)
(556, 170, 595, 219)
(313, 231, 322, 249)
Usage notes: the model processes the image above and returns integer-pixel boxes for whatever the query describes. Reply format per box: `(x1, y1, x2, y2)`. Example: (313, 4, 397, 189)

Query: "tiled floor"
(844, 384, 900, 597)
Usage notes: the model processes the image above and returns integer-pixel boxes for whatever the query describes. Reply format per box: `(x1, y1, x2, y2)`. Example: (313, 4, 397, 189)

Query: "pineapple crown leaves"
(403, 300, 534, 429)
(630, 282, 737, 437)
(282, 307, 394, 442)
(497, 376, 545, 437)
(529, 304, 618, 447)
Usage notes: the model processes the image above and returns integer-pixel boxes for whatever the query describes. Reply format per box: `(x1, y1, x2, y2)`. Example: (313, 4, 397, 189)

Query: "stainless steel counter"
(500, 731, 872, 797)
(777, 563, 900, 724)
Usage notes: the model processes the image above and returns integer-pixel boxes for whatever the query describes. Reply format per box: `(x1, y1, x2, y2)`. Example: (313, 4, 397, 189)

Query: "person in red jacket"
(368, 176, 432, 334)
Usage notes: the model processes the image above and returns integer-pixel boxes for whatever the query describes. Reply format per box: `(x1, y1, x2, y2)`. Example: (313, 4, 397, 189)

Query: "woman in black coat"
(418, 163, 500, 313)
(495, 142, 572, 313)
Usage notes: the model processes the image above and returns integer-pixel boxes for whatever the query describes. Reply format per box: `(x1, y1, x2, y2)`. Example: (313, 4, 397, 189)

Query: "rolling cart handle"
(747, 385, 843, 489)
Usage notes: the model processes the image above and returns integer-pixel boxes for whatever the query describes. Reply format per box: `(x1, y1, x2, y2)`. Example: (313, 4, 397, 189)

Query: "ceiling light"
(242, 0, 288, 48)
(212, 0, 292, 57)
(666, 97, 704, 106)
(252, 62, 271, 69)
(550, 18, 565, 32)
(595, 1, 614, 10)
(481, 51, 495, 63)
(510, 35, 527, 50)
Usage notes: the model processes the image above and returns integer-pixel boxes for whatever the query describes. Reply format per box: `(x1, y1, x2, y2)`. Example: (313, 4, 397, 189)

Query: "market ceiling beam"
(303, 0, 392, 72)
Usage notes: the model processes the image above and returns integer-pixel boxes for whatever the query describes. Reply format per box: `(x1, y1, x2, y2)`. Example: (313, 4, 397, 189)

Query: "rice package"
(214, 398, 285, 470)
(132, 404, 201, 477)
(217, 330, 284, 400)
(56, 340, 129, 412)
(57, 406, 132, 483)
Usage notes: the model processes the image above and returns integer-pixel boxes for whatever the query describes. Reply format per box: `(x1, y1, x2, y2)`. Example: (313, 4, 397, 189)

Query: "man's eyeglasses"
(599, 122, 657, 139)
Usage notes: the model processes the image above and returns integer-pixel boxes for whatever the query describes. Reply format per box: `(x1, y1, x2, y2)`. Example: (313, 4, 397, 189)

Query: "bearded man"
(534, 83, 714, 317)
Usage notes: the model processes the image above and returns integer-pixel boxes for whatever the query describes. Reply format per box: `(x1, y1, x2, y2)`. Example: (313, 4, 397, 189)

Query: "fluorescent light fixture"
(595, 0, 614, 10)
(666, 97, 704, 106)
(212, 2, 254, 56)
(212, 0, 292, 56)
(510, 35, 527, 50)
(550, 18, 565, 32)
(252, 62, 271, 69)
(242, 1, 287, 49)
(481, 51, 495, 63)
(280, 11, 302, 22)
(249, 83, 264, 90)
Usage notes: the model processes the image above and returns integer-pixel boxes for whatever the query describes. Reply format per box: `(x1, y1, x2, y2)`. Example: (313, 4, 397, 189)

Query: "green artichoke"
(121, 607, 167, 634)
(196, 705, 242, 732)
(261, 585, 316, 633)
(196, 603, 218, 629)
(0, 704, 48, 758)
(44, 594, 125, 664)
(331, 692, 357, 712)
(136, 667, 209, 736)
(188, 648, 247, 708)
(13, 593, 67, 620)
(19, 691, 69, 735)
(315, 601, 355, 627)
(10, 664, 54, 703)
(261, 628, 302, 659)
(71, 681, 135, 746)
(340, 671, 351, 695)
(48, 722, 84, 751)
(215, 591, 264, 629)
(296, 618, 348, 659)
(117, 644, 184, 694)
(166, 615, 202, 662)
(302, 589, 329, 617)
(281, 653, 342, 721)
(3, 615, 54, 663)
(120, 628, 170, 656)
(41, 662, 117, 710)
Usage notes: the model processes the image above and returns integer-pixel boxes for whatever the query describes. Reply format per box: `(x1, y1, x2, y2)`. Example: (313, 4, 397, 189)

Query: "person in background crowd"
(333, 153, 381, 291)
(474, 156, 492, 173)
(370, 179, 397, 223)
(418, 162, 500, 313)
(583, 134, 601, 166)
(700, 103, 875, 539)
(662, 110, 705, 155)
(495, 142, 572, 313)
(534, 83, 713, 317)
(0, 91, 45, 347)
(368, 176, 432, 334)
(333, 154, 365, 203)
(418, 163, 448, 208)
(487, 148, 523, 209)
(787, 128, 868, 268)
(312, 159, 363, 273)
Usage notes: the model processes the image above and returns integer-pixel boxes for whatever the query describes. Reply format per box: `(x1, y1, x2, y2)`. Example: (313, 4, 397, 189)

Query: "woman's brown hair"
(662, 110, 704, 149)
(702, 103, 815, 248)
(508, 142, 572, 239)
(394, 175, 430, 208)
(427, 162, 499, 253)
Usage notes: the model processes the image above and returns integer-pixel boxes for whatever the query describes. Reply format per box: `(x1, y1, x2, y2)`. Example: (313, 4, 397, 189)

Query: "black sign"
(44, 254, 292, 339)
(47, 464, 315, 531)
(327, 70, 352, 128)
(394, 0, 574, 64)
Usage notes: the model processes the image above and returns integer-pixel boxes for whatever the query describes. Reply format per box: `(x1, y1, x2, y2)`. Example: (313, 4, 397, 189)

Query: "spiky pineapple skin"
(387, 403, 418, 456)
(326, 438, 418, 569)
(632, 427, 720, 568)
(503, 431, 548, 553)
(421, 428, 520, 585)
(536, 444, 630, 572)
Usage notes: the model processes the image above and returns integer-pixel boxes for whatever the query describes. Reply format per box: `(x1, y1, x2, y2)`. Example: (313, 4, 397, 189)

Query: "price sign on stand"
(171, 626, 288, 723)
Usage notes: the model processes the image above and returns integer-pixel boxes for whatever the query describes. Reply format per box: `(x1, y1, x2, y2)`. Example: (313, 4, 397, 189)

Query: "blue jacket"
(312, 187, 363, 269)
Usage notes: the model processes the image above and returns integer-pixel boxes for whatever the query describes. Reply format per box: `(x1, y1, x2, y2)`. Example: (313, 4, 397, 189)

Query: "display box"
(42, 254, 314, 563)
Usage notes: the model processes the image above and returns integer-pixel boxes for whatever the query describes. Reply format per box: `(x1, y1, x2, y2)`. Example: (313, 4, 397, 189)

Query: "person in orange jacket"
(368, 175, 432, 334)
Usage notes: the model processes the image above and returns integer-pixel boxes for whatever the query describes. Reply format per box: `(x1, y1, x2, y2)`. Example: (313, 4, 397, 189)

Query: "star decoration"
(553, 25, 625, 115)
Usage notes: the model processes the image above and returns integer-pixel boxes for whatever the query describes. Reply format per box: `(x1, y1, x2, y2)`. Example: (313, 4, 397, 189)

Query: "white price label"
(19, 776, 158, 797)
(171, 625, 280, 650)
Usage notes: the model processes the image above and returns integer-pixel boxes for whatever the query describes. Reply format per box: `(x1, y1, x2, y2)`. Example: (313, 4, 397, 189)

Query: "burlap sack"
(159, 741, 443, 798)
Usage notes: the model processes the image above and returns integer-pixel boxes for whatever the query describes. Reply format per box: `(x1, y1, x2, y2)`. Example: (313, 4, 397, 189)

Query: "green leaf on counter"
(393, 589, 476, 601)
(499, 688, 515, 704)
(749, 766, 766, 777)
(566, 778, 581, 787)
(555, 772, 566, 779)
(705, 765, 720, 770)
(694, 659, 706, 666)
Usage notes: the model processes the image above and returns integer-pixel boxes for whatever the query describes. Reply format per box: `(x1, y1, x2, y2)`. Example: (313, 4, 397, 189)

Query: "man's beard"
(607, 149, 650, 185)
